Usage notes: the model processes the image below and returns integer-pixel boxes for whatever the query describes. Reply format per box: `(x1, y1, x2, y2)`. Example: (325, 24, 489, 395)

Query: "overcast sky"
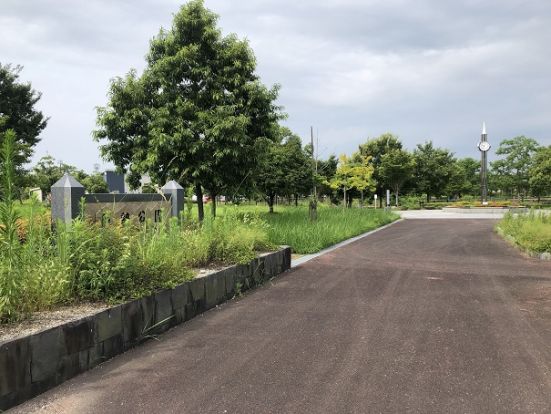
(1, 0, 550, 171)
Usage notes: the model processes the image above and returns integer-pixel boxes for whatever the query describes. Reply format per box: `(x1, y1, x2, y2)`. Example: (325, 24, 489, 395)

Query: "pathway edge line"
(291, 218, 404, 268)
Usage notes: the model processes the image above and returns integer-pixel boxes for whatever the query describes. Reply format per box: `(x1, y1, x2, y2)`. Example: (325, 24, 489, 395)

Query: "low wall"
(0, 247, 291, 411)
(442, 207, 529, 215)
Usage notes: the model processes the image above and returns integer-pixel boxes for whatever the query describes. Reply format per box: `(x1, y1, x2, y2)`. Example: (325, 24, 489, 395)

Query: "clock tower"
(478, 122, 491, 205)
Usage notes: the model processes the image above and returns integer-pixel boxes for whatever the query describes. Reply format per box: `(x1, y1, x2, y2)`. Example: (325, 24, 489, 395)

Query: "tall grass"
(232, 204, 399, 254)
(497, 211, 551, 254)
(0, 138, 274, 322)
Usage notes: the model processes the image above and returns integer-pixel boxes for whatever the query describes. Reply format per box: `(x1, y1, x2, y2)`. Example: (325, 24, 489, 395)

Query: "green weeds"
(0, 137, 274, 322)
(497, 211, 551, 254)
(234, 204, 398, 254)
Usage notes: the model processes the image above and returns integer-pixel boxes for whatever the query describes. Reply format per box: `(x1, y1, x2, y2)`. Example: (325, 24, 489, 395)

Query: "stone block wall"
(0, 247, 291, 410)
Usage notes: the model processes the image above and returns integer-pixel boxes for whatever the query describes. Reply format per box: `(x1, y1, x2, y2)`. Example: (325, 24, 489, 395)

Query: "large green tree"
(491, 136, 539, 200)
(257, 128, 310, 212)
(94, 0, 282, 221)
(529, 145, 551, 200)
(329, 154, 375, 207)
(316, 155, 339, 202)
(0, 64, 48, 184)
(413, 141, 454, 201)
(358, 133, 402, 206)
(378, 148, 414, 206)
(446, 157, 479, 199)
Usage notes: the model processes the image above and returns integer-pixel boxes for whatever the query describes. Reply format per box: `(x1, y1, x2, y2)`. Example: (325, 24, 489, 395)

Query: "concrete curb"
(0, 248, 291, 411)
(292, 219, 403, 268)
(442, 207, 528, 214)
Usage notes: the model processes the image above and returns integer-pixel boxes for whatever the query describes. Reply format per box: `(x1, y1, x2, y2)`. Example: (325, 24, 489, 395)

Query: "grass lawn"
(221, 203, 399, 254)
(497, 211, 551, 254)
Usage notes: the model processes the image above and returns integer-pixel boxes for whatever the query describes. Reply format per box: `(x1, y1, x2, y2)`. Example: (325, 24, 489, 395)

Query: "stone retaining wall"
(0, 247, 291, 411)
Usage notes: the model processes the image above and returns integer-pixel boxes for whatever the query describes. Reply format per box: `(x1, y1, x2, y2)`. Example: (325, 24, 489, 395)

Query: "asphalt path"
(12, 219, 551, 413)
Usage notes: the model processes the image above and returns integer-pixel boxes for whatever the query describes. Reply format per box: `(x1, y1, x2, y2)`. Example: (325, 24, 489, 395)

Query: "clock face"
(478, 141, 491, 152)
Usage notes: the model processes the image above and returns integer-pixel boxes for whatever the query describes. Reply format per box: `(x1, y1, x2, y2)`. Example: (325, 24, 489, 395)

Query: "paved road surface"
(12, 220, 551, 413)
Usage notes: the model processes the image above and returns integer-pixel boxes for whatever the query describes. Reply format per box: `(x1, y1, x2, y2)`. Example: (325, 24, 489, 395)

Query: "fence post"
(162, 180, 184, 219)
(51, 173, 85, 225)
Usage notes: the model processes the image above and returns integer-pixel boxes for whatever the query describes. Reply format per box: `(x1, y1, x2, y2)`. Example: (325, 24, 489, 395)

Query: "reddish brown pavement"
(11, 219, 551, 413)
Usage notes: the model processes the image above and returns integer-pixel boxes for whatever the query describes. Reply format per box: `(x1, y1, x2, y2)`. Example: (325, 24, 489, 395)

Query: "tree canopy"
(0, 63, 48, 176)
(358, 133, 402, 204)
(413, 141, 455, 202)
(529, 145, 551, 200)
(94, 0, 282, 220)
(490, 136, 539, 199)
(257, 128, 312, 212)
(329, 154, 375, 207)
(379, 149, 414, 205)
(30, 155, 108, 197)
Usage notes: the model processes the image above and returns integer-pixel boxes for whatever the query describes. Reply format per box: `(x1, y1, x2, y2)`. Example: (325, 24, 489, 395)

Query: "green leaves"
(95, 0, 283, 218)
(379, 149, 414, 200)
(491, 136, 540, 198)
(0, 63, 47, 171)
(413, 141, 455, 201)
(256, 127, 312, 211)
(528, 145, 551, 198)
(329, 153, 375, 206)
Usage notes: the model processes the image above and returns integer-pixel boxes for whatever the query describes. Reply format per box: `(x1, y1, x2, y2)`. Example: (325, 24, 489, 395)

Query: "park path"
(11, 219, 551, 413)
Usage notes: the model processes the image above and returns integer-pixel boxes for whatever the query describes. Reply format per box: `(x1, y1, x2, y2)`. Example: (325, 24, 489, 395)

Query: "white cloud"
(0, 0, 550, 171)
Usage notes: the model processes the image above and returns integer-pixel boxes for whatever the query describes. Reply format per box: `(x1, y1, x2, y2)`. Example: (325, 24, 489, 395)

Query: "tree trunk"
(294, 194, 298, 206)
(343, 187, 347, 208)
(211, 193, 217, 218)
(268, 194, 275, 213)
(196, 183, 204, 222)
(395, 185, 399, 206)
(426, 194, 430, 203)
(309, 198, 317, 221)
(360, 190, 364, 207)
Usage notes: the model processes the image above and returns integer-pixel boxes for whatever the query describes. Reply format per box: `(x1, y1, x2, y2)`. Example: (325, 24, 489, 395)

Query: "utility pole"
(478, 122, 491, 205)
(309, 126, 318, 221)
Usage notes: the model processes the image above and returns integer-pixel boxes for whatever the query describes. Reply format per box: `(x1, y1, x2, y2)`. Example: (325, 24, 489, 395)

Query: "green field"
(219, 203, 399, 254)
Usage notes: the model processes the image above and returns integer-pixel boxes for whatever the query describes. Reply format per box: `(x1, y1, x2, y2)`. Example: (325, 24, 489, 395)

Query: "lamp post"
(478, 122, 491, 205)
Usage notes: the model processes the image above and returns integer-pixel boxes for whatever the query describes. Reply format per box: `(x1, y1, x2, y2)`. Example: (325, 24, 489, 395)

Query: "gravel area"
(0, 302, 109, 343)
(0, 266, 233, 344)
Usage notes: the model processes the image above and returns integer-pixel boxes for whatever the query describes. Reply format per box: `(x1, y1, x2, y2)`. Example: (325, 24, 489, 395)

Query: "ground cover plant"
(497, 211, 551, 254)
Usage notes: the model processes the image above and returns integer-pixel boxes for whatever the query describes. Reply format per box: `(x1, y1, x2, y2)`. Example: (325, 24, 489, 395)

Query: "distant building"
(104, 171, 125, 193)
(29, 187, 43, 201)
(103, 171, 153, 194)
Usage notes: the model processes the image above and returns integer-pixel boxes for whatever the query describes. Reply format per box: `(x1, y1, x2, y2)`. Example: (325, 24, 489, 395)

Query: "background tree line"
(2, 0, 550, 215)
